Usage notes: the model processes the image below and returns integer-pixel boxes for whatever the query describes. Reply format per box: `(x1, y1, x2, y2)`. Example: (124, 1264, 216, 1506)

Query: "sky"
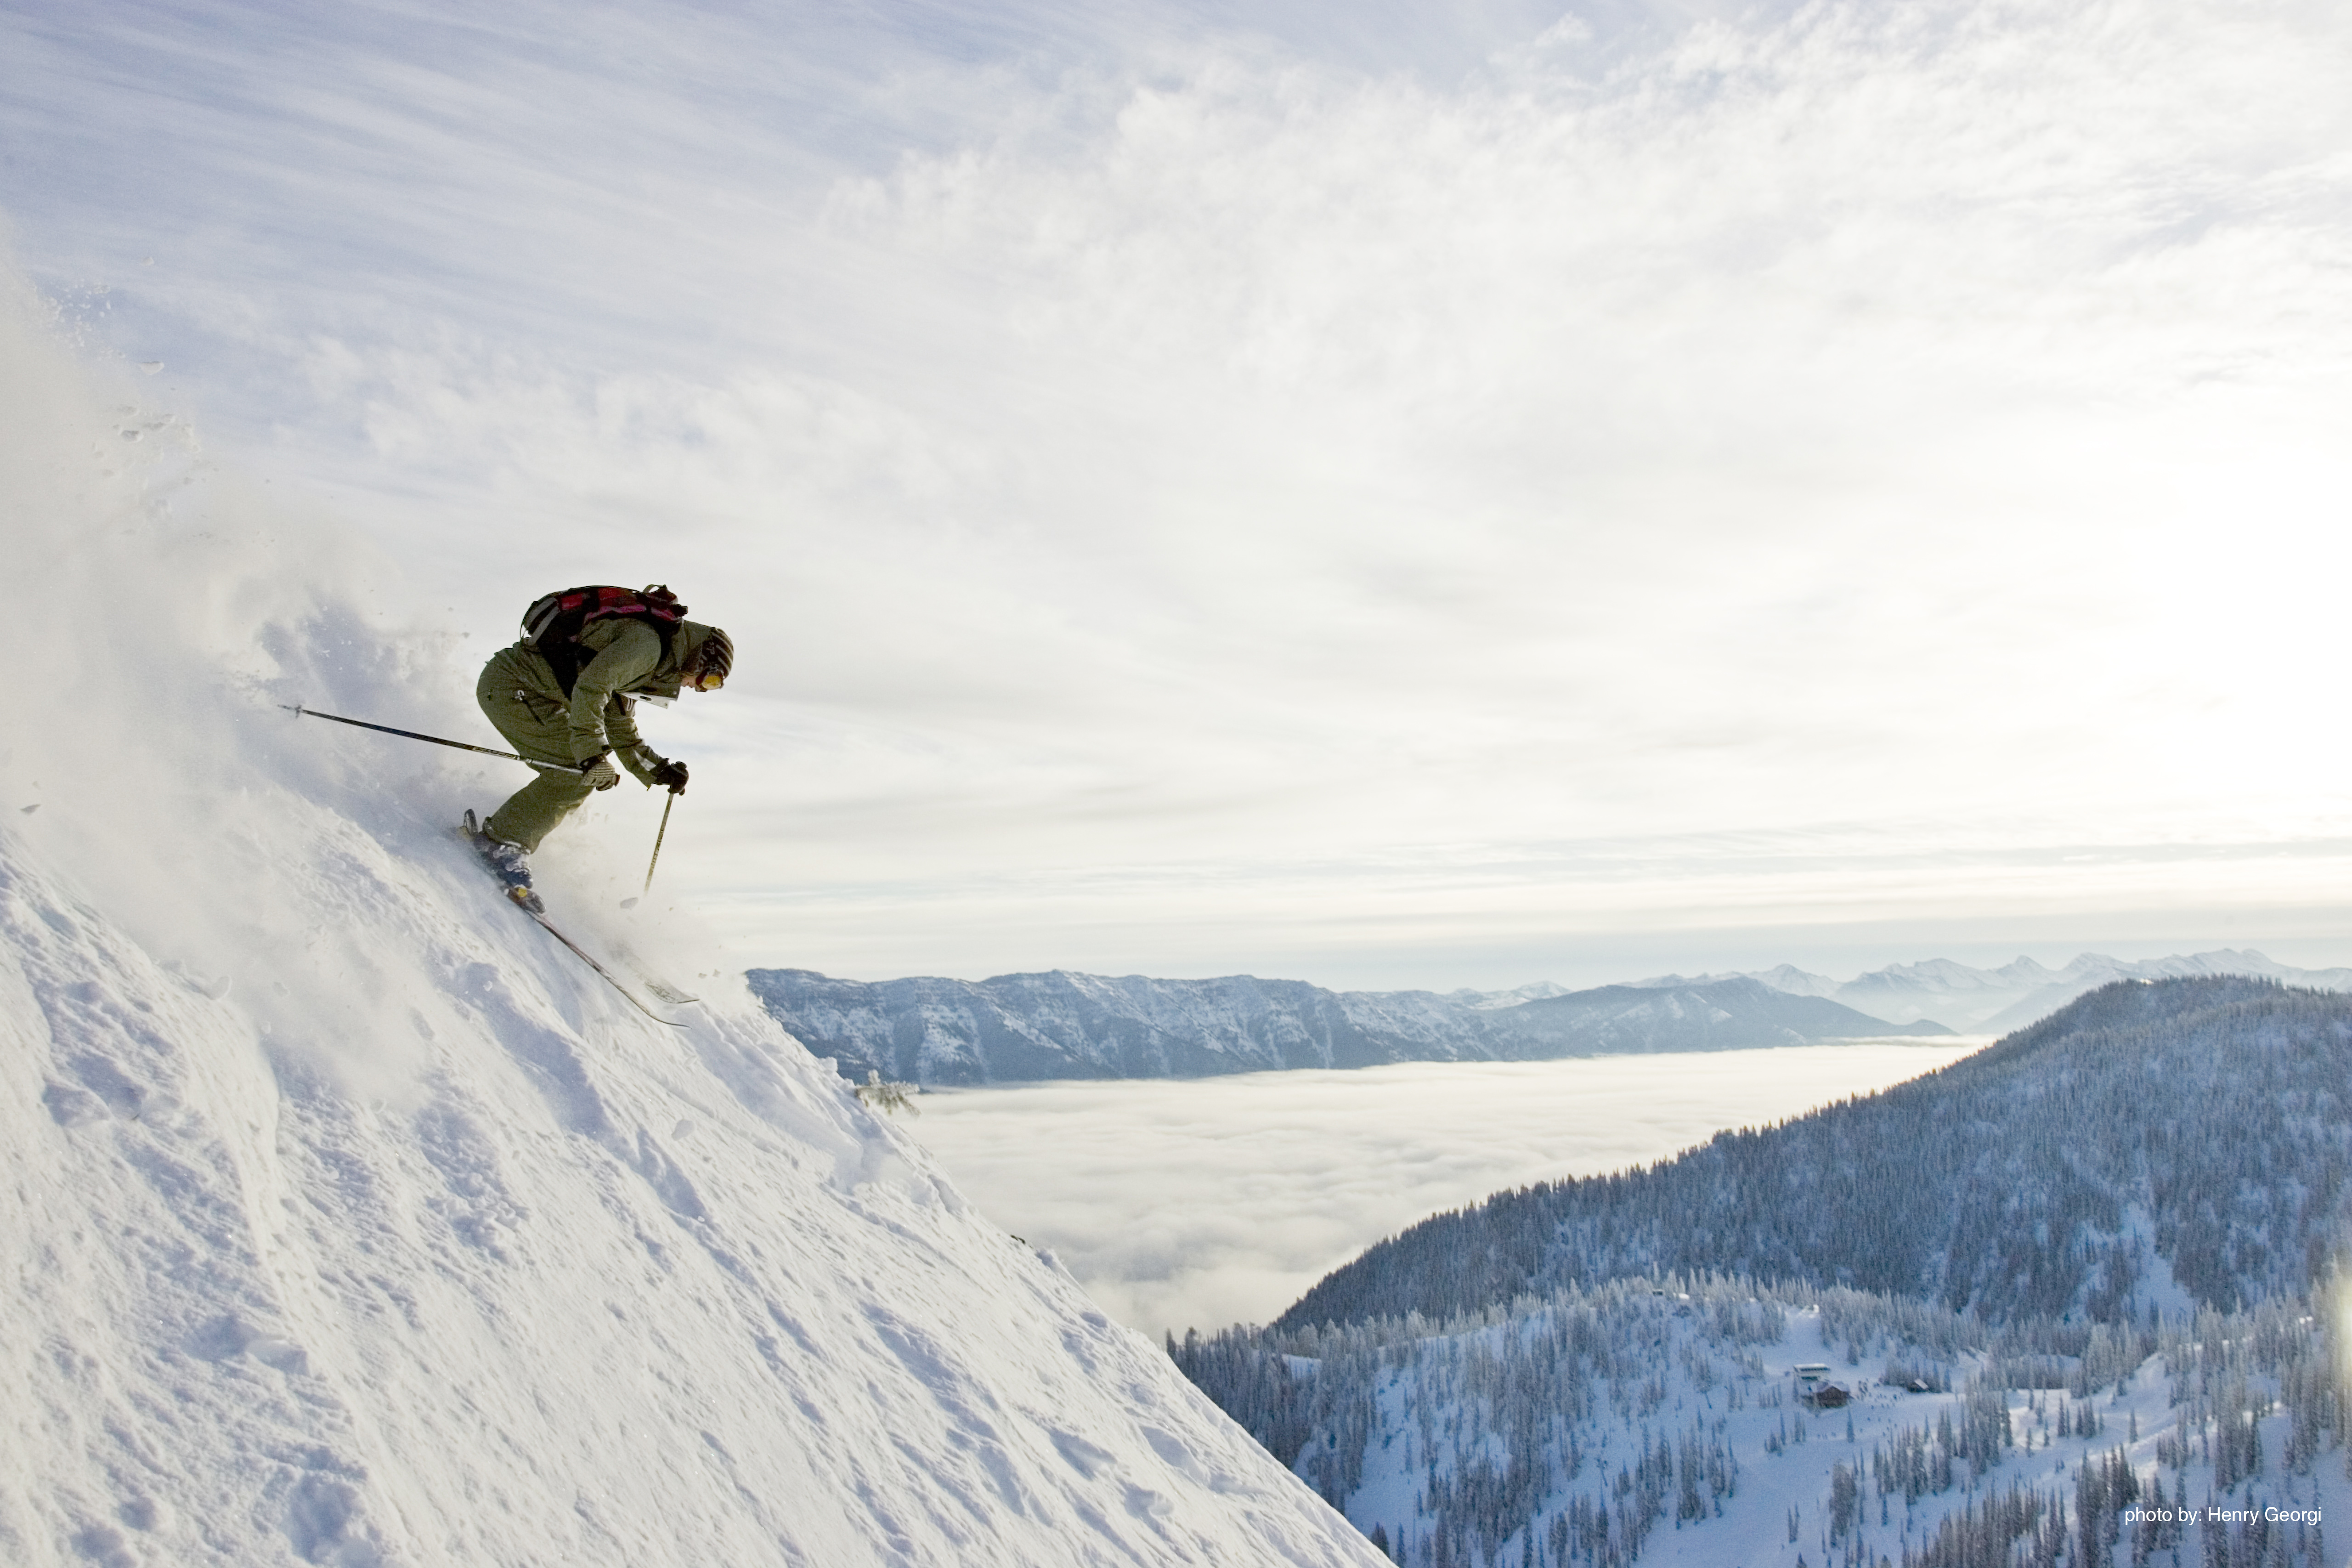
(5, 0, 2351, 990)
(898, 1038, 1988, 1336)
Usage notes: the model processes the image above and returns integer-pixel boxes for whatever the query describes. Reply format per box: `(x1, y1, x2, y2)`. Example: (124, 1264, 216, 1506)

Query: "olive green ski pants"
(475, 645, 596, 853)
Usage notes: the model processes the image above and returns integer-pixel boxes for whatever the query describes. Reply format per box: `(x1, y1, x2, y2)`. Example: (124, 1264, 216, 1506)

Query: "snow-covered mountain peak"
(1741, 963, 1844, 997)
(1450, 980, 1575, 1009)
(1847, 956, 2038, 995)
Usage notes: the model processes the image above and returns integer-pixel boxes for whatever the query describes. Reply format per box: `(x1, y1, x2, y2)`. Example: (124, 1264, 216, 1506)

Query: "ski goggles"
(684, 630, 732, 692)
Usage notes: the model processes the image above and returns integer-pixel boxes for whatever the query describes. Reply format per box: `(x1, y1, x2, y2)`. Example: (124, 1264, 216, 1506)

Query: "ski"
(640, 977, 701, 1006)
(516, 899, 688, 1029)
(593, 931, 701, 1007)
(458, 819, 685, 1028)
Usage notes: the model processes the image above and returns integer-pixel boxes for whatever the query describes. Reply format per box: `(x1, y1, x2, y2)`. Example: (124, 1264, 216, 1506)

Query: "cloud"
(901, 1039, 1989, 1336)
(6, 0, 2350, 984)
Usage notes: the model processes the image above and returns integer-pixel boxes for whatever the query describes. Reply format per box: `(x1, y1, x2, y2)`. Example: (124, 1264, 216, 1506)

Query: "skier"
(465, 585, 733, 906)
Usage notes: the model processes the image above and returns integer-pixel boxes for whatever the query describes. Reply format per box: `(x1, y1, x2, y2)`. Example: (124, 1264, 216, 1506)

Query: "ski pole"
(281, 704, 569, 771)
(643, 789, 676, 894)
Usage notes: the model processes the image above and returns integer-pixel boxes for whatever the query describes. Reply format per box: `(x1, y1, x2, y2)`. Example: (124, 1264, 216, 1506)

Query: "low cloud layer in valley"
(900, 1039, 1985, 1337)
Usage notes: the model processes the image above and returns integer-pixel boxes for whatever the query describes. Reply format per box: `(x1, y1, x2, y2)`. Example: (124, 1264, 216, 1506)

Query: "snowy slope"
(0, 275, 1383, 1565)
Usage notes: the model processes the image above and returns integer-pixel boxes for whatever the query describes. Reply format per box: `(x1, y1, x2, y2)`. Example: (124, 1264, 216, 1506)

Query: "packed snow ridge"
(0, 274, 1384, 1564)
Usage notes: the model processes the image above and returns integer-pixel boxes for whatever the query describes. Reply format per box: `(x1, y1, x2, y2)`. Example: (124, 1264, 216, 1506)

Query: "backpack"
(521, 583, 686, 696)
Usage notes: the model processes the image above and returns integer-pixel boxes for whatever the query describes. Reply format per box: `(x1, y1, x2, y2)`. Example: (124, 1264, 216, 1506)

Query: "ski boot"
(464, 810, 544, 913)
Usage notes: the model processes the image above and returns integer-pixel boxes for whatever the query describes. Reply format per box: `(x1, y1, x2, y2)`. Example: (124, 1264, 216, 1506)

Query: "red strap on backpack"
(521, 584, 686, 695)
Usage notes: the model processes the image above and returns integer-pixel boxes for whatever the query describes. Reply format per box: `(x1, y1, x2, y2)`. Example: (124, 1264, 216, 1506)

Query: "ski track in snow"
(0, 274, 1385, 1567)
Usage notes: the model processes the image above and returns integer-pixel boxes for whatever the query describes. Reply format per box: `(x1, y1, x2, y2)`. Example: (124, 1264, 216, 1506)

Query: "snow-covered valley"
(892, 1043, 1987, 1340)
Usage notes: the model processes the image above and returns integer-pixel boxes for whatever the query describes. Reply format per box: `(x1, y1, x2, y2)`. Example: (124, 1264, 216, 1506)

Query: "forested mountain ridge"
(1277, 976, 2352, 1332)
(1180, 1274, 2348, 1568)
(745, 968, 1945, 1085)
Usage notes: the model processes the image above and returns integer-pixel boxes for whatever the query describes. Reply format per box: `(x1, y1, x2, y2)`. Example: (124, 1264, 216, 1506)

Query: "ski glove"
(577, 752, 621, 791)
(648, 756, 689, 794)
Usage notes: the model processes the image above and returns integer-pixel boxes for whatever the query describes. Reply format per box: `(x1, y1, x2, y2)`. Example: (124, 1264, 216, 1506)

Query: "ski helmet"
(689, 627, 733, 690)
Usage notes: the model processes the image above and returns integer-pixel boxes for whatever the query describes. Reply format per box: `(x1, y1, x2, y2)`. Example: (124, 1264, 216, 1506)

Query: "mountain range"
(746, 948, 2352, 1086)
(745, 969, 1950, 1086)
(1632, 946, 2352, 1032)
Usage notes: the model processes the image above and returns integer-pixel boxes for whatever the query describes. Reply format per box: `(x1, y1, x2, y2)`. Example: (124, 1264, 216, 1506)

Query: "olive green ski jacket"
(501, 617, 724, 779)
